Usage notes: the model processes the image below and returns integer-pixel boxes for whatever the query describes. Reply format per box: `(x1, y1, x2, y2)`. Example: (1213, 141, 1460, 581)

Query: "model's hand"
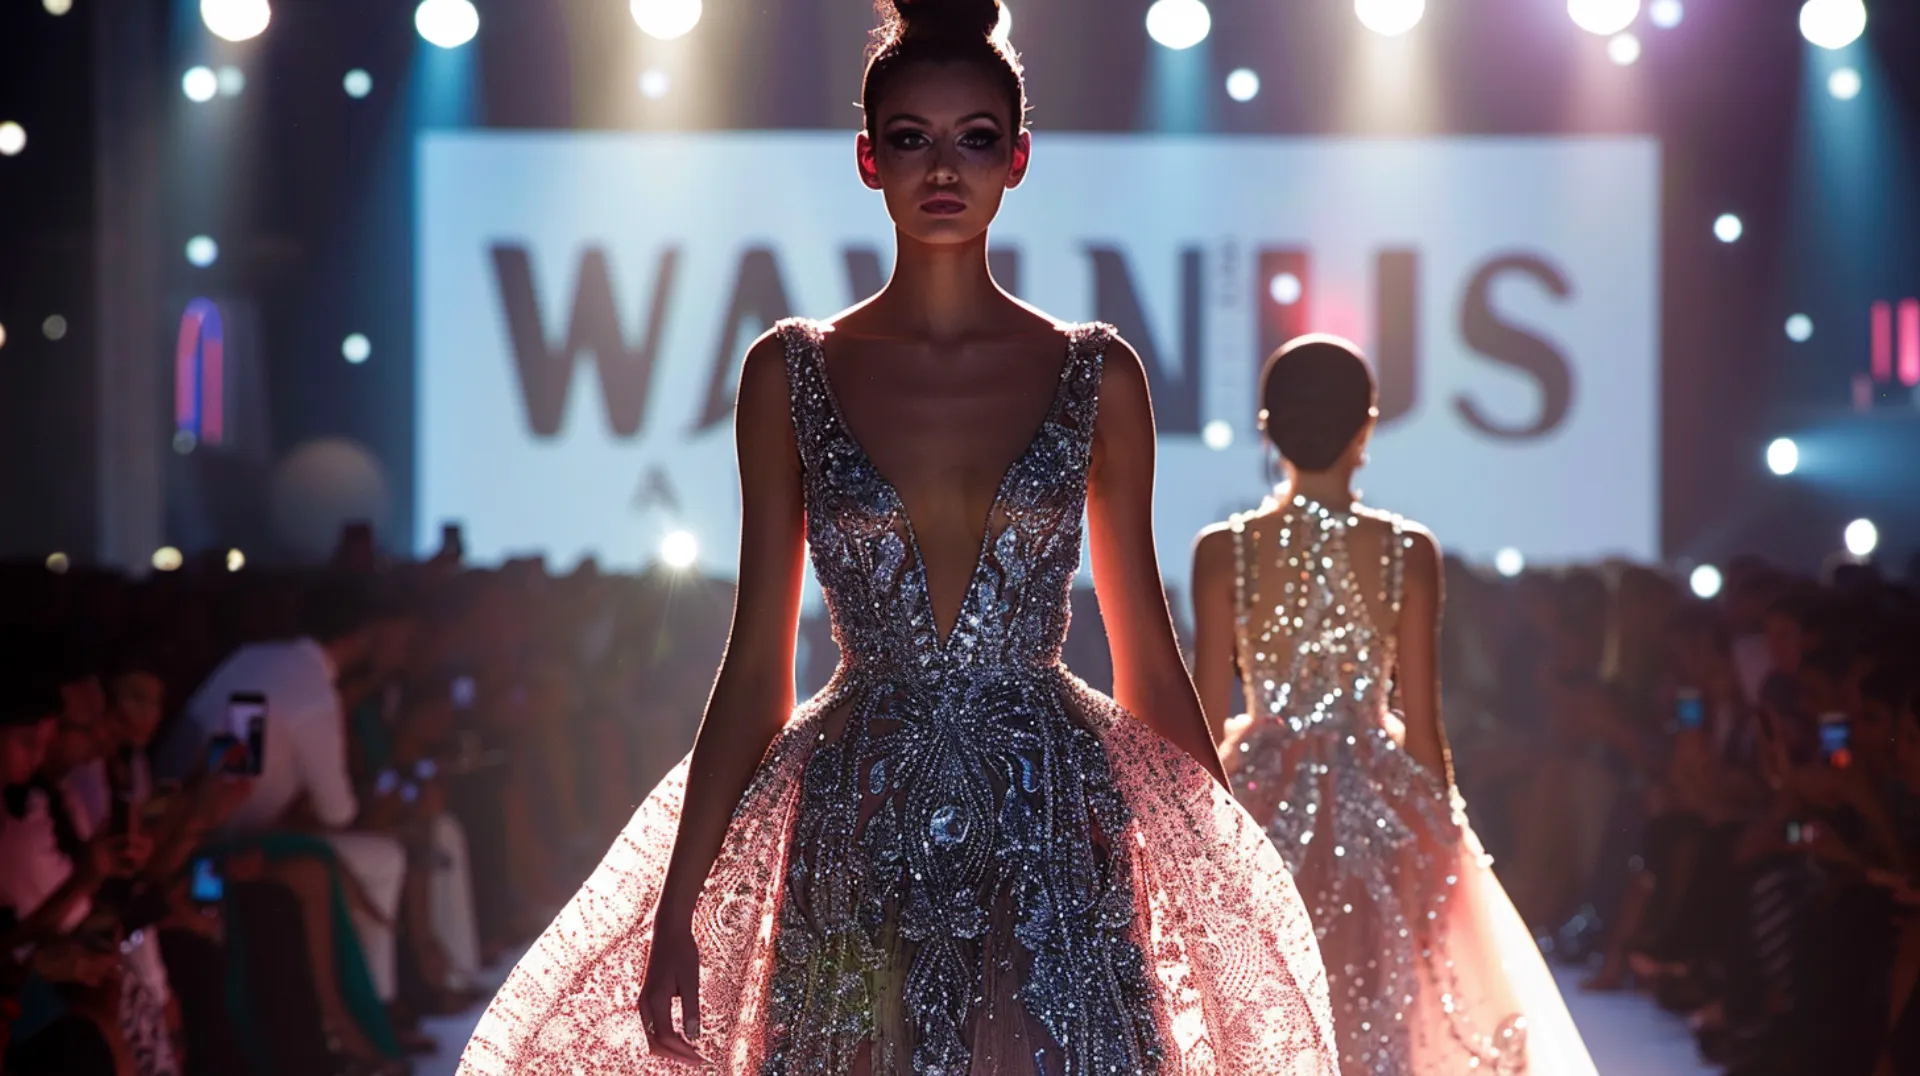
(640, 916, 705, 1063)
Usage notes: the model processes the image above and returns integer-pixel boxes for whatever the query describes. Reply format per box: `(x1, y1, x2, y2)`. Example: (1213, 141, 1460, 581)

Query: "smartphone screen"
(190, 857, 225, 903)
(228, 692, 267, 776)
(206, 732, 244, 776)
(1675, 690, 1706, 732)
(1819, 712, 1852, 768)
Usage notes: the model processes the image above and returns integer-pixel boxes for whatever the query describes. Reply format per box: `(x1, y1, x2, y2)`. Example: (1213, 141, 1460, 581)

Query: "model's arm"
(1395, 526, 1455, 786)
(1189, 525, 1239, 745)
(1087, 338, 1229, 787)
(642, 330, 807, 1059)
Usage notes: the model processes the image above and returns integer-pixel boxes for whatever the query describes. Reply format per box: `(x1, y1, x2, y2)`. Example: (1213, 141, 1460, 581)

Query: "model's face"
(859, 61, 1027, 247)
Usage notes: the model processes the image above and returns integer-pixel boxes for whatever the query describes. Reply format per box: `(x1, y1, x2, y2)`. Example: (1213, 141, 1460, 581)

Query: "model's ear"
(1007, 129, 1031, 188)
(856, 130, 883, 191)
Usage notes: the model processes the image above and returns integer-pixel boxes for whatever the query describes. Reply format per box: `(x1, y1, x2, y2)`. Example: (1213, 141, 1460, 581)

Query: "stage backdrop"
(418, 132, 1660, 587)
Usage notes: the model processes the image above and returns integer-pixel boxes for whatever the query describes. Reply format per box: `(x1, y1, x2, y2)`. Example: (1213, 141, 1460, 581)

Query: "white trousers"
(323, 830, 406, 1002)
(429, 813, 482, 989)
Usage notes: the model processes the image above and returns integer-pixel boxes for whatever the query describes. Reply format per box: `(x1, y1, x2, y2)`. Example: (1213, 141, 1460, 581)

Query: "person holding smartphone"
(154, 582, 424, 1070)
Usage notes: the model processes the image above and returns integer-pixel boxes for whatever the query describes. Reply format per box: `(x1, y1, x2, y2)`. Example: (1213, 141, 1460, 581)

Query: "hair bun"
(885, 0, 1003, 42)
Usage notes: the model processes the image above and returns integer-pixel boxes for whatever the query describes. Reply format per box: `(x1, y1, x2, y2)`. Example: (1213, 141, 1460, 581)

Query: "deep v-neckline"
(807, 323, 1083, 654)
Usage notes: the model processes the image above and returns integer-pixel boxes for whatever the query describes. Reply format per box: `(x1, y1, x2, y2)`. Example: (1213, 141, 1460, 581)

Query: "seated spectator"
(155, 581, 421, 1071)
(0, 654, 170, 1076)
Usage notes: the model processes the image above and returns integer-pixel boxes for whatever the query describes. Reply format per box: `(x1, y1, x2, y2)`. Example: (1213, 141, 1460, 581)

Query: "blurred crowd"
(3, 526, 1917, 1076)
(1443, 554, 1920, 1076)
(0, 533, 736, 1076)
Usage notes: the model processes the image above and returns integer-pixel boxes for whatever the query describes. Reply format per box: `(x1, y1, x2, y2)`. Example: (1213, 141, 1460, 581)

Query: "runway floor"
(419, 957, 1717, 1075)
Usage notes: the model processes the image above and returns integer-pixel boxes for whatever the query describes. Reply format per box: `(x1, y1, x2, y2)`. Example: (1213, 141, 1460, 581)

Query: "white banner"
(418, 132, 1660, 586)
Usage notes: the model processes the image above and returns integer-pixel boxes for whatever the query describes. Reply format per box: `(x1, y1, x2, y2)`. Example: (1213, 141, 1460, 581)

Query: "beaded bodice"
(781, 318, 1105, 680)
(766, 319, 1162, 1076)
(1229, 494, 1408, 737)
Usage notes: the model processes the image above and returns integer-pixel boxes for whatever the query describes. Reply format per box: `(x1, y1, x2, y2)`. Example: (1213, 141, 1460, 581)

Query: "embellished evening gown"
(1219, 496, 1597, 1075)
(459, 320, 1337, 1076)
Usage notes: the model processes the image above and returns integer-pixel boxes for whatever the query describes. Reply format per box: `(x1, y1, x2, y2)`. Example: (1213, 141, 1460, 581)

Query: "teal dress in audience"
(202, 832, 401, 1066)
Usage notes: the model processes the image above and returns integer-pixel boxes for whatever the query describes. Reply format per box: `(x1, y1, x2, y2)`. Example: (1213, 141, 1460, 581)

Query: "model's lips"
(920, 196, 967, 215)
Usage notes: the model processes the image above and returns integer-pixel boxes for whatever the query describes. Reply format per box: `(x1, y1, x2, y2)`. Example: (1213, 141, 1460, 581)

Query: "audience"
(3, 522, 1915, 1075)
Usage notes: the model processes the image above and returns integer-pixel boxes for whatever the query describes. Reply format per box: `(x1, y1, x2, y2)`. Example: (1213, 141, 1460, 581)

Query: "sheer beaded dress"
(1220, 496, 1598, 1075)
(458, 320, 1337, 1076)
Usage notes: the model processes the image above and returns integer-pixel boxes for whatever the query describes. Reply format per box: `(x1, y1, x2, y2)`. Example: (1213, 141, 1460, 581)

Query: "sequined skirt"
(458, 666, 1337, 1076)
(1222, 715, 1599, 1076)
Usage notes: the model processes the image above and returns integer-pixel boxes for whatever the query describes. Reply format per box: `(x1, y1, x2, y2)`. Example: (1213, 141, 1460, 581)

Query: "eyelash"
(886, 130, 1002, 152)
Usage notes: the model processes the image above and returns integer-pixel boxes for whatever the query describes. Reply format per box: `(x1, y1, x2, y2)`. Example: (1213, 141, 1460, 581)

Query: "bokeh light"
(1689, 564, 1723, 599)
(1568, 0, 1640, 37)
(415, 0, 479, 49)
(1785, 314, 1814, 342)
(1766, 437, 1799, 476)
(1354, 0, 1425, 37)
(1225, 68, 1260, 102)
(342, 333, 372, 364)
(1714, 213, 1744, 243)
(660, 529, 699, 570)
(0, 122, 26, 157)
(200, 0, 271, 42)
(1202, 420, 1234, 450)
(1799, 0, 1867, 51)
(1268, 272, 1303, 306)
(185, 235, 219, 268)
(1495, 548, 1526, 578)
(1145, 0, 1211, 50)
(182, 66, 219, 103)
(1828, 67, 1862, 101)
(152, 547, 184, 573)
(1648, 0, 1683, 28)
(1844, 518, 1879, 558)
(1607, 32, 1642, 65)
(630, 0, 702, 40)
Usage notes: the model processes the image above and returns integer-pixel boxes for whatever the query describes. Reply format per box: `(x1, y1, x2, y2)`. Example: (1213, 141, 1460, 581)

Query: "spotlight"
(341, 333, 371, 364)
(1354, 0, 1425, 37)
(659, 529, 699, 570)
(42, 315, 67, 341)
(343, 69, 373, 98)
(0, 121, 25, 156)
(1145, 0, 1211, 50)
(1799, 0, 1866, 51)
(1225, 68, 1260, 102)
(1844, 518, 1878, 558)
(639, 69, 671, 99)
(1568, 0, 1640, 36)
(46, 552, 70, 574)
(200, 0, 270, 42)
(226, 549, 246, 572)
(1689, 564, 1723, 599)
(1268, 272, 1303, 306)
(1713, 213, 1743, 243)
(185, 235, 219, 268)
(152, 546, 184, 573)
(182, 66, 218, 103)
(1494, 548, 1526, 578)
(1648, 0, 1683, 28)
(44, 0, 73, 14)
(1202, 420, 1234, 450)
(216, 65, 246, 97)
(415, 0, 478, 49)
(1828, 67, 1862, 100)
(630, 0, 702, 40)
(1608, 32, 1642, 65)
(1786, 314, 1814, 342)
(1766, 437, 1799, 476)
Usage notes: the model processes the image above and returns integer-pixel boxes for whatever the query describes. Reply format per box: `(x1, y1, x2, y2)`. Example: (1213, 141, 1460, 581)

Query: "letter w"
(491, 244, 680, 439)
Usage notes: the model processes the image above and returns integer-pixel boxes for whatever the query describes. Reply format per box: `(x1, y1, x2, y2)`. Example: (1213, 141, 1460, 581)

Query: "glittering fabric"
(458, 321, 1337, 1076)
(1221, 495, 1598, 1076)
